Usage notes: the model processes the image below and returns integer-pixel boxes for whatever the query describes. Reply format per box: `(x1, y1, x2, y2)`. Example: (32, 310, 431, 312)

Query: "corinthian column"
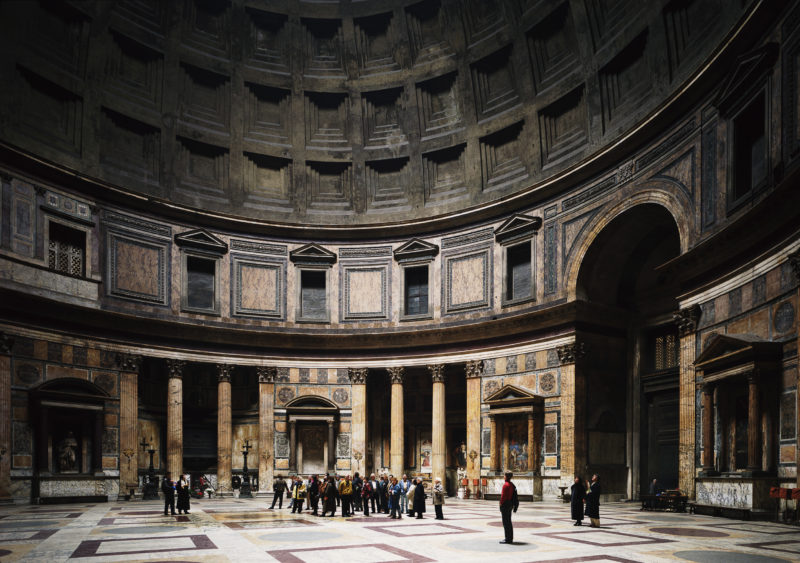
(349, 368, 368, 474)
(117, 353, 142, 499)
(0, 333, 14, 502)
(429, 364, 446, 482)
(674, 304, 701, 497)
(217, 364, 234, 495)
(465, 360, 483, 484)
(557, 341, 585, 487)
(789, 251, 800, 488)
(166, 359, 186, 478)
(257, 366, 276, 496)
(388, 367, 405, 477)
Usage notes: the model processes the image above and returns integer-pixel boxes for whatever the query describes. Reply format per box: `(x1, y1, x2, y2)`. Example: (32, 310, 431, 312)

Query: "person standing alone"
(499, 471, 518, 544)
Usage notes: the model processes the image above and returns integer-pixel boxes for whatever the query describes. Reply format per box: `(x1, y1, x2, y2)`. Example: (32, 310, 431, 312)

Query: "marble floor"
(0, 495, 799, 562)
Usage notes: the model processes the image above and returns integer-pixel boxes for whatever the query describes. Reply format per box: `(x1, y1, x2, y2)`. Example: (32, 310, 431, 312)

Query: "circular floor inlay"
(102, 526, 183, 535)
(487, 521, 549, 528)
(259, 530, 341, 543)
(675, 550, 790, 563)
(447, 539, 538, 552)
(650, 527, 729, 538)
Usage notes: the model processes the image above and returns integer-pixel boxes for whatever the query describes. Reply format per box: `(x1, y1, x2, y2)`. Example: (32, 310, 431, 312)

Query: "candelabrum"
(240, 439, 253, 498)
(122, 448, 135, 469)
(139, 437, 159, 500)
(353, 450, 363, 471)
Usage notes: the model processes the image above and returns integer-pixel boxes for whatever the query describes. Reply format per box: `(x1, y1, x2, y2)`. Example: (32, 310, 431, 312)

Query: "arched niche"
(285, 395, 340, 475)
(29, 377, 115, 503)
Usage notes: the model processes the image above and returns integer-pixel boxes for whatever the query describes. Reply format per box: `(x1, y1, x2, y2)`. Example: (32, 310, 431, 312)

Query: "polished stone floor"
(0, 495, 799, 562)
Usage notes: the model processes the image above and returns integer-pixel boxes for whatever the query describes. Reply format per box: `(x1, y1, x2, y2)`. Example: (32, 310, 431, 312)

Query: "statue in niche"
(453, 441, 467, 469)
(57, 432, 78, 473)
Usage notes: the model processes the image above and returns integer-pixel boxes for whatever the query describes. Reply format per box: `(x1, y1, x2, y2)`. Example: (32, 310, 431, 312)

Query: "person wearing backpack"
(361, 478, 373, 516)
(499, 471, 519, 544)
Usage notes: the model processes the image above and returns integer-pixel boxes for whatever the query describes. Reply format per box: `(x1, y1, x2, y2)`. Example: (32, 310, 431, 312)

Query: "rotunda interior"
(0, 0, 798, 520)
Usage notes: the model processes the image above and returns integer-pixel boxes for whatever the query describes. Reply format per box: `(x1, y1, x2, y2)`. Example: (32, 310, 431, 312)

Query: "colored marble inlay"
(70, 534, 216, 557)
(649, 527, 729, 537)
(267, 543, 435, 563)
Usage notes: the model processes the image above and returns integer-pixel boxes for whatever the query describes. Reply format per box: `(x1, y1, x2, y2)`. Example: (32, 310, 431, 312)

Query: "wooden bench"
(641, 493, 688, 512)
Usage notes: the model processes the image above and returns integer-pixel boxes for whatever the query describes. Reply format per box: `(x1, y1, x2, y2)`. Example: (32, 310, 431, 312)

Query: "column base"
(0, 497, 13, 505)
(699, 470, 720, 477)
(741, 469, 769, 478)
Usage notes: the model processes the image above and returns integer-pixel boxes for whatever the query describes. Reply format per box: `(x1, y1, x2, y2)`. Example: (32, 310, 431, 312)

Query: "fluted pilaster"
(117, 354, 141, 499)
(674, 305, 701, 496)
(557, 342, 585, 485)
(349, 368, 368, 474)
(257, 366, 276, 494)
(0, 333, 14, 501)
(465, 360, 483, 483)
(217, 364, 234, 494)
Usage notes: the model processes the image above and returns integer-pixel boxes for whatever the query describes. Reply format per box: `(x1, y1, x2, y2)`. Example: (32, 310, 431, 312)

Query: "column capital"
(747, 369, 760, 384)
(428, 364, 445, 383)
(387, 366, 405, 384)
(166, 359, 186, 379)
(0, 332, 14, 356)
(673, 304, 702, 337)
(556, 342, 585, 365)
(348, 367, 368, 385)
(465, 359, 484, 378)
(788, 250, 800, 284)
(257, 366, 277, 383)
(217, 363, 234, 382)
(116, 353, 142, 373)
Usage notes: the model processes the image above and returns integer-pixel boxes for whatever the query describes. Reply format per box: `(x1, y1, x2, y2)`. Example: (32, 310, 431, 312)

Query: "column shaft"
(430, 365, 446, 481)
(527, 414, 535, 473)
(490, 416, 498, 472)
(389, 367, 405, 477)
(217, 370, 232, 494)
(701, 385, 714, 471)
(747, 374, 761, 471)
(258, 368, 275, 494)
(0, 340, 12, 500)
(93, 412, 104, 473)
(288, 420, 297, 472)
(167, 368, 184, 478)
(502, 421, 509, 471)
(328, 420, 336, 472)
(675, 305, 701, 498)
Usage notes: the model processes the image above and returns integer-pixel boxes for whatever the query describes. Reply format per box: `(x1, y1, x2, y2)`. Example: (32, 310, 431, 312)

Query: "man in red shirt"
(499, 471, 518, 544)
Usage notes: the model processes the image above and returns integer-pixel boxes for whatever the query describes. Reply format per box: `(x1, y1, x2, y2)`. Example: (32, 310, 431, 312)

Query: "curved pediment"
(285, 395, 338, 411)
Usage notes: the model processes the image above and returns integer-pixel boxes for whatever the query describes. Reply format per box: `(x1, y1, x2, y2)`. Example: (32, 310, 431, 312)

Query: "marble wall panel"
(232, 423, 258, 469)
(444, 249, 490, 313)
(107, 230, 168, 305)
(39, 478, 117, 498)
(342, 265, 388, 320)
(695, 479, 752, 508)
(233, 258, 284, 318)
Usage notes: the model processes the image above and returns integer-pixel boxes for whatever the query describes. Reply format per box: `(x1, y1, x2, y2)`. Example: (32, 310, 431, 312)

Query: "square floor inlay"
(266, 543, 434, 563)
(70, 534, 217, 557)
(738, 539, 800, 555)
(539, 529, 675, 547)
(0, 529, 58, 542)
(365, 522, 479, 537)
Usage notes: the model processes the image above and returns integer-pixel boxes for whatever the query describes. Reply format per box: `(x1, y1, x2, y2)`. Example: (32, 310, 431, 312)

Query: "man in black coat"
(570, 476, 586, 526)
(162, 472, 176, 515)
(269, 475, 286, 509)
(585, 474, 601, 527)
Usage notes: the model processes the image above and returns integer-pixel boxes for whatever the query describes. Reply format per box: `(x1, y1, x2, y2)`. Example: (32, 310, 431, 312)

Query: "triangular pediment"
(393, 239, 439, 262)
(695, 332, 782, 371)
(714, 43, 778, 117)
(174, 229, 228, 254)
(289, 243, 337, 266)
(485, 384, 540, 404)
(494, 214, 543, 244)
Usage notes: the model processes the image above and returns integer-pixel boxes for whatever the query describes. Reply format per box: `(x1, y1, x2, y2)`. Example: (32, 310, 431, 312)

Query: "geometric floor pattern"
(0, 497, 798, 561)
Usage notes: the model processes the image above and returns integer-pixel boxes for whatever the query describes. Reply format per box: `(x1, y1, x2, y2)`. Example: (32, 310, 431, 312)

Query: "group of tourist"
(268, 472, 446, 519)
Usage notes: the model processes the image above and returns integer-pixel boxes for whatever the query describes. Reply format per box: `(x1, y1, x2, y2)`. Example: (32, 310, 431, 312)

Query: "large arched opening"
(575, 203, 682, 499)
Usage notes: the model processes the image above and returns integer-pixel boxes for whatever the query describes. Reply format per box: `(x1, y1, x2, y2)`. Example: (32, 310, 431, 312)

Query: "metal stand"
(240, 440, 253, 498)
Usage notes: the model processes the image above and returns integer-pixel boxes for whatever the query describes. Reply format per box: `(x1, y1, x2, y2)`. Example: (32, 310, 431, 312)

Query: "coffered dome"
(0, 0, 746, 231)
